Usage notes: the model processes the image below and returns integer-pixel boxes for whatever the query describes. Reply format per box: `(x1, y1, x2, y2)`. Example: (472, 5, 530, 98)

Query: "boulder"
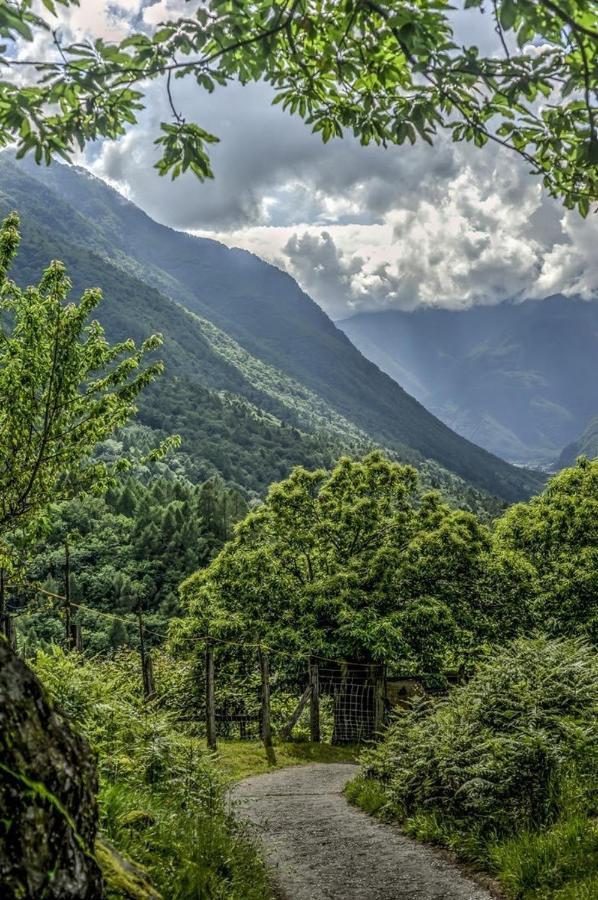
(0, 641, 104, 898)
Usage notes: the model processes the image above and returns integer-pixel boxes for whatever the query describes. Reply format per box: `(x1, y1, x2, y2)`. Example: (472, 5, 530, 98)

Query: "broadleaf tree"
(494, 456, 598, 643)
(0, 211, 171, 570)
(181, 452, 529, 672)
(0, 0, 596, 213)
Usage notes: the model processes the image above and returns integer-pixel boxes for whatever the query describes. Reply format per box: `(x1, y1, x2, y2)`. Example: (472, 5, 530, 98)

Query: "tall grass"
(33, 647, 273, 899)
(490, 815, 598, 898)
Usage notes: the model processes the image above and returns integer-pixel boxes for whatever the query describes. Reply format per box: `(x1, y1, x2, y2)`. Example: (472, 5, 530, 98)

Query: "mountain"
(0, 155, 542, 502)
(338, 301, 598, 468)
(559, 416, 598, 468)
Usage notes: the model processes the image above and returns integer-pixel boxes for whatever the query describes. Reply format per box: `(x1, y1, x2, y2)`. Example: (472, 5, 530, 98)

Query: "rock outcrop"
(0, 641, 104, 898)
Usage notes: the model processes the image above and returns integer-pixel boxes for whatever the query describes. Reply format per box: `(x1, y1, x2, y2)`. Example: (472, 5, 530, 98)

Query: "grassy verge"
(216, 738, 359, 781)
(346, 775, 598, 899)
(98, 739, 358, 898)
(99, 773, 272, 900)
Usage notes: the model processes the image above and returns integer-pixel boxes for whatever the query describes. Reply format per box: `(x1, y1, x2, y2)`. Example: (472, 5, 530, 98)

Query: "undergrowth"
(32, 647, 273, 899)
(350, 637, 598, 900)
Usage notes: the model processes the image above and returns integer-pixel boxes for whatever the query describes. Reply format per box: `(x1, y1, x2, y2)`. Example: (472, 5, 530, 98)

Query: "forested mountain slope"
(0, 156, 542, 501)
(0, 161, 366, 494)
(339, 300, 598, 468)
(559, 416, 598, 468)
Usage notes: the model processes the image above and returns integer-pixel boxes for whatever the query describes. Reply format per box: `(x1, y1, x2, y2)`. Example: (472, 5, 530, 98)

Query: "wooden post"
(143, 653, 155, 700)
(138, 608, 146, 692)
(0, 573, 17, 651)
(0, 567, 6, 640)
(280, 684, 313, 741)
(71, 621, 83, 653)
(258, 646, 276, 764)
(64, 540, 73, 651)
(374, 665, 386, 736)
(205, 639, 217, 751)
(5, 614, 16, 651)
(0, 568, 4, 627)
(309, 657, 320, 743)
(137, 607, 155, 700)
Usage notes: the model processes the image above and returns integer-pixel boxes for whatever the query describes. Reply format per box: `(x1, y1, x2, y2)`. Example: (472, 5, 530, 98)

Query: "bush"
(363, 637, 598, 840)
(32, 647, 272, 900)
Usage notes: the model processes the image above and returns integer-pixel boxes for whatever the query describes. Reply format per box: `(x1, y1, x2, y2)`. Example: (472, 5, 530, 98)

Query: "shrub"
(363, 637, 598, 840)
(32, 647, 272, 899)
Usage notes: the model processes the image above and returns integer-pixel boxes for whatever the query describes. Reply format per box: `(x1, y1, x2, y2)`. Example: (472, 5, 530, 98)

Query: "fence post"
(143, 653, 155, 700)
(205, 638, 217, 751)
(374, 665, 386, 736)
(0, 573, 17, 651)
(71, 621, 83, 654)
(2, 579, 17, 652)
(64, 540, 74, 651)
(258, 646, 276, 764)
(309, 657, 320, 743)
(137, 606, 155, 700)
(5, 614, 17, 651)
(0, 567, 7, 643)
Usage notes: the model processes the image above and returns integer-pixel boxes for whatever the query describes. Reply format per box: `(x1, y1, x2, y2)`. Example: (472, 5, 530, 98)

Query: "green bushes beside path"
(350, 637, 598, 899)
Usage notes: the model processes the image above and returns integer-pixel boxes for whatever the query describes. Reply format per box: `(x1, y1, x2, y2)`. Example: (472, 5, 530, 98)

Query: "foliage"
(182, 452, 524, 670)
(1, 1, 597, 211)
(14, 470, 248, 654)
(0, 212, 166, 565)
(494, 457, 598, 642)
(353, 636, 598, 896)
(489, 812, 598, 898)
(363, 637, 598, 837)
(344, 774, 388, 817)
(32, 647, 273, 900)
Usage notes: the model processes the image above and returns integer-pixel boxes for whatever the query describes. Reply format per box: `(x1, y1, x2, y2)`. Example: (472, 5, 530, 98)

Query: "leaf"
(500, 0, 517, 31)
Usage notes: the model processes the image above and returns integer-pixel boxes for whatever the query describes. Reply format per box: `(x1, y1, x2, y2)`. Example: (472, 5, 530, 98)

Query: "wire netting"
(318, 665, 379, 743)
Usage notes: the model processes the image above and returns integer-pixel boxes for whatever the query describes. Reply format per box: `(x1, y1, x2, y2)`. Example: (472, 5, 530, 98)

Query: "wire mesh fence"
(7, 576, 396, 749)
(318, 666, 375, 744)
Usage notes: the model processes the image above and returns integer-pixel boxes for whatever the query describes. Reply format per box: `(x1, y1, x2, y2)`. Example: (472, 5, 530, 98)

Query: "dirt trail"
(231, 763, 494, 900)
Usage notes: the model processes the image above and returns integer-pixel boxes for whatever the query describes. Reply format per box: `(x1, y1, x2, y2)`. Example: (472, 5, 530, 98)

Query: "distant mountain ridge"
(0, 155, 542, 502)
(338, 300, 598, 468)
(559, 417, 598, 468)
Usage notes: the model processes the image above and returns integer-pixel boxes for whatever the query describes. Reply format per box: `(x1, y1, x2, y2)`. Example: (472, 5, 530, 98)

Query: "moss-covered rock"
(0, 641, 103, 898)
(96, 840, 162, 900)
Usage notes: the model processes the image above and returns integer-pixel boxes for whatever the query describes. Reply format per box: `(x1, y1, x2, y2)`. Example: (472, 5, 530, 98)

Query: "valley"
(339, 301, 598, 469)
(0, 4, 596, 896)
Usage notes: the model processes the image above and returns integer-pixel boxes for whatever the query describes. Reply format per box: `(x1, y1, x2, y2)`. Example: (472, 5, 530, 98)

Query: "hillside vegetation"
(0, 155, 543, 503)
(560, 415, 598, 468)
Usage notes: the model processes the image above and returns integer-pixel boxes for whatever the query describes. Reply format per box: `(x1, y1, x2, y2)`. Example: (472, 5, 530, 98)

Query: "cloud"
(196, 140, 597, 318)
(12, 1, 597, 317)
(89, 76, 462, 231)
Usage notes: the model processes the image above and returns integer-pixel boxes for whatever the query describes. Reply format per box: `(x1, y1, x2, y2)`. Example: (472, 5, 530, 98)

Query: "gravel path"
(231, 763, 494, 900)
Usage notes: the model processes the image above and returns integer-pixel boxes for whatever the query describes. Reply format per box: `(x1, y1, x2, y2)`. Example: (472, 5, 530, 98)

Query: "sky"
(13, 0, 598, 319)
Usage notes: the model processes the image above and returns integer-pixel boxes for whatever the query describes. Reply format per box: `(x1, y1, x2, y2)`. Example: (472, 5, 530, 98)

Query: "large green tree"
(182, 452, 525, 671)
(494, 456, 598, 642)
(0, 212, 167, 569)
(0, 0, 596, 213)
